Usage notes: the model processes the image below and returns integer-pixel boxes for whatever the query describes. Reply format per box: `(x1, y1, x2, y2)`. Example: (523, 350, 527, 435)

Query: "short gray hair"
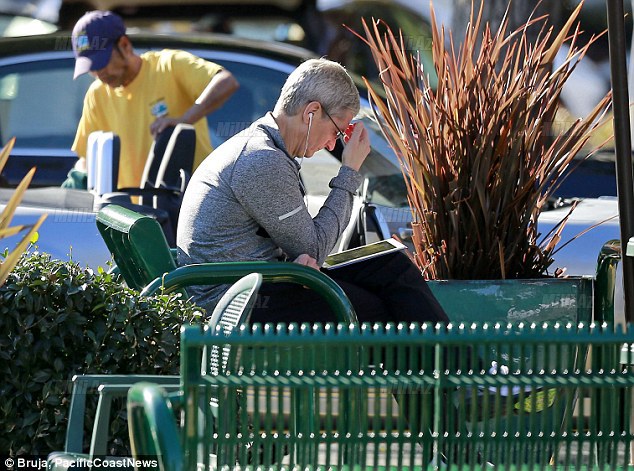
(274, 58, 360, 117)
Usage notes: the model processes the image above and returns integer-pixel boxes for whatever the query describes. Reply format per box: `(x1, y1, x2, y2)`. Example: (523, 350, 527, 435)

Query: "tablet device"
(322, 238, 407, 269)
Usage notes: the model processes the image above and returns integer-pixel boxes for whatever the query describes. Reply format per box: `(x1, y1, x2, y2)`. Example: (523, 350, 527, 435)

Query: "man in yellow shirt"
(69, 10, 239, 189)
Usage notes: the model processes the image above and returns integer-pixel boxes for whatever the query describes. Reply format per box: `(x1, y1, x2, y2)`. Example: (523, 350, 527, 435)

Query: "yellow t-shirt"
(72, 49, 223, 188)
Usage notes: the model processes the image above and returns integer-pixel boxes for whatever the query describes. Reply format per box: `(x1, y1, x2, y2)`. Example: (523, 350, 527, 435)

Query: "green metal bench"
(47, 204, 360, 468)
(128, 322, 634, 470)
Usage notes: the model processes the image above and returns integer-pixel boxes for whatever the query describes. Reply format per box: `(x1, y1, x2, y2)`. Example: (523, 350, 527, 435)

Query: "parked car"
(0, 32, 624, 320)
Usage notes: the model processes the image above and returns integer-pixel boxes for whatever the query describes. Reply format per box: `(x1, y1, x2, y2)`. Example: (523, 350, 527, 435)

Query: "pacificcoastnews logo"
(3, 456, 158, 470)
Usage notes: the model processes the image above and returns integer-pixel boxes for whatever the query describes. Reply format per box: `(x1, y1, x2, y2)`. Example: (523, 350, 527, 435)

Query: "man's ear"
(116, 35, 133, 55)
(303, 101, 320, 124)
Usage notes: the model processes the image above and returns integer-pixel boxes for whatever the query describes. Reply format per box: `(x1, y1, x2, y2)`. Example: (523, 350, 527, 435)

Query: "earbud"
(308, 112, 314, 124)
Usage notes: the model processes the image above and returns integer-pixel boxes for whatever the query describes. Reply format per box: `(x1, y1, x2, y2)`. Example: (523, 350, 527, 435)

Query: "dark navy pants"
(250, 251, 449, 325)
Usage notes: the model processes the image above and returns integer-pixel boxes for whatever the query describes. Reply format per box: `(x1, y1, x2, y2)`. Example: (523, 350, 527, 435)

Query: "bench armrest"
(141, 262, 357, 324)
(128, 383, 182, 467)
(595, 239, 622, 323)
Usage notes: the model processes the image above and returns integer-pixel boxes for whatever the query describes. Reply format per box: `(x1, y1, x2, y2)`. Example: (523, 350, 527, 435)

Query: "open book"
(322, 238, 407, 269)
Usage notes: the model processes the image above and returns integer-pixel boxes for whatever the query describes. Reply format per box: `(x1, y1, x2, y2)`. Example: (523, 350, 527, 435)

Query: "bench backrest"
(129, 322, 634, 470)
(206, 272, 262, 377)
(96, 204, 176, 291)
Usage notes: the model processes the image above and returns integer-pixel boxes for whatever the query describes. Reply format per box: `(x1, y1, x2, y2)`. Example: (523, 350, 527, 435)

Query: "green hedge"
(0, 252, 202, 455)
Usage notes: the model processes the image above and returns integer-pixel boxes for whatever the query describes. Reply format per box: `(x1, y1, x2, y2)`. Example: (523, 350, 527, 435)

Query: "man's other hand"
(150, 116, 184, 136)
(293, 253, 320, 270)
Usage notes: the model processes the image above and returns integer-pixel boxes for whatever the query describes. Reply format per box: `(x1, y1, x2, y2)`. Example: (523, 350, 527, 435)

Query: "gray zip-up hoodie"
(176, 112, 363, 313)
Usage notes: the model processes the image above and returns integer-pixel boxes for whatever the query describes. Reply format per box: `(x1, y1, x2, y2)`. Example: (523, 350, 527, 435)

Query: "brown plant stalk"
(0, 137, 46, 286)
(354, 1, 611, 280)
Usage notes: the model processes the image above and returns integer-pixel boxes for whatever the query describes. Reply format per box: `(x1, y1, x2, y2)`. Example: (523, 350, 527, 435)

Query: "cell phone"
(342, 122, 357, 144)
(322, 238, 407, 269)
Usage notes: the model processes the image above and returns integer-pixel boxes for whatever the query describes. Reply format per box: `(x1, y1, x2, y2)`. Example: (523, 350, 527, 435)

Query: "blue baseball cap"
(72, 11, 126, 79)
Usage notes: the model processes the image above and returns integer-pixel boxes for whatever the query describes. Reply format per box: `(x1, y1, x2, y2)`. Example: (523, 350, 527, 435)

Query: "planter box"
(428, 276, 594, 325)
(427, 277, 595, 465)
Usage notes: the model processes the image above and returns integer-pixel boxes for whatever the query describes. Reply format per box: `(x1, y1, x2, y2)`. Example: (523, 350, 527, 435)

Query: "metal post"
(607, 0, 634, 324)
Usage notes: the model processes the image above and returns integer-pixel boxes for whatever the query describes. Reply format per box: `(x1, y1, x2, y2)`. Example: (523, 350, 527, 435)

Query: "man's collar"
(259, 112, 294, 161)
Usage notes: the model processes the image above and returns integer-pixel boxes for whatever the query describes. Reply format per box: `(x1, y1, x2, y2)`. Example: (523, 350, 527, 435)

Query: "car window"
(0, 58, 92, 148)
(0, 52, 293, 154)
(204, 58, 290, 148)
(0, 52, 289, 152)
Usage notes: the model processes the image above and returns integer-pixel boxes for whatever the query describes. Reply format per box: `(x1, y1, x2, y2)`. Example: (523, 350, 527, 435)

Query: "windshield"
(0, 58, 92, 149)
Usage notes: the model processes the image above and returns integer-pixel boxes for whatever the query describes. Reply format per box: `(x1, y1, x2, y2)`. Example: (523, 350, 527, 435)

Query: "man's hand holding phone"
(343, 123, 357, 143)
(342, 122, 370, 172)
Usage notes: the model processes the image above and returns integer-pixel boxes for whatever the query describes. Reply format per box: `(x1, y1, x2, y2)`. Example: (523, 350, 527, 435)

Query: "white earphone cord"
(300, 113, 313, 163)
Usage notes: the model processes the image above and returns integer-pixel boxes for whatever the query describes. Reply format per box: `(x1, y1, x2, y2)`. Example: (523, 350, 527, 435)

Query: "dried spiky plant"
(0, 138, 46, 286)
(358, 2, 611, 280)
